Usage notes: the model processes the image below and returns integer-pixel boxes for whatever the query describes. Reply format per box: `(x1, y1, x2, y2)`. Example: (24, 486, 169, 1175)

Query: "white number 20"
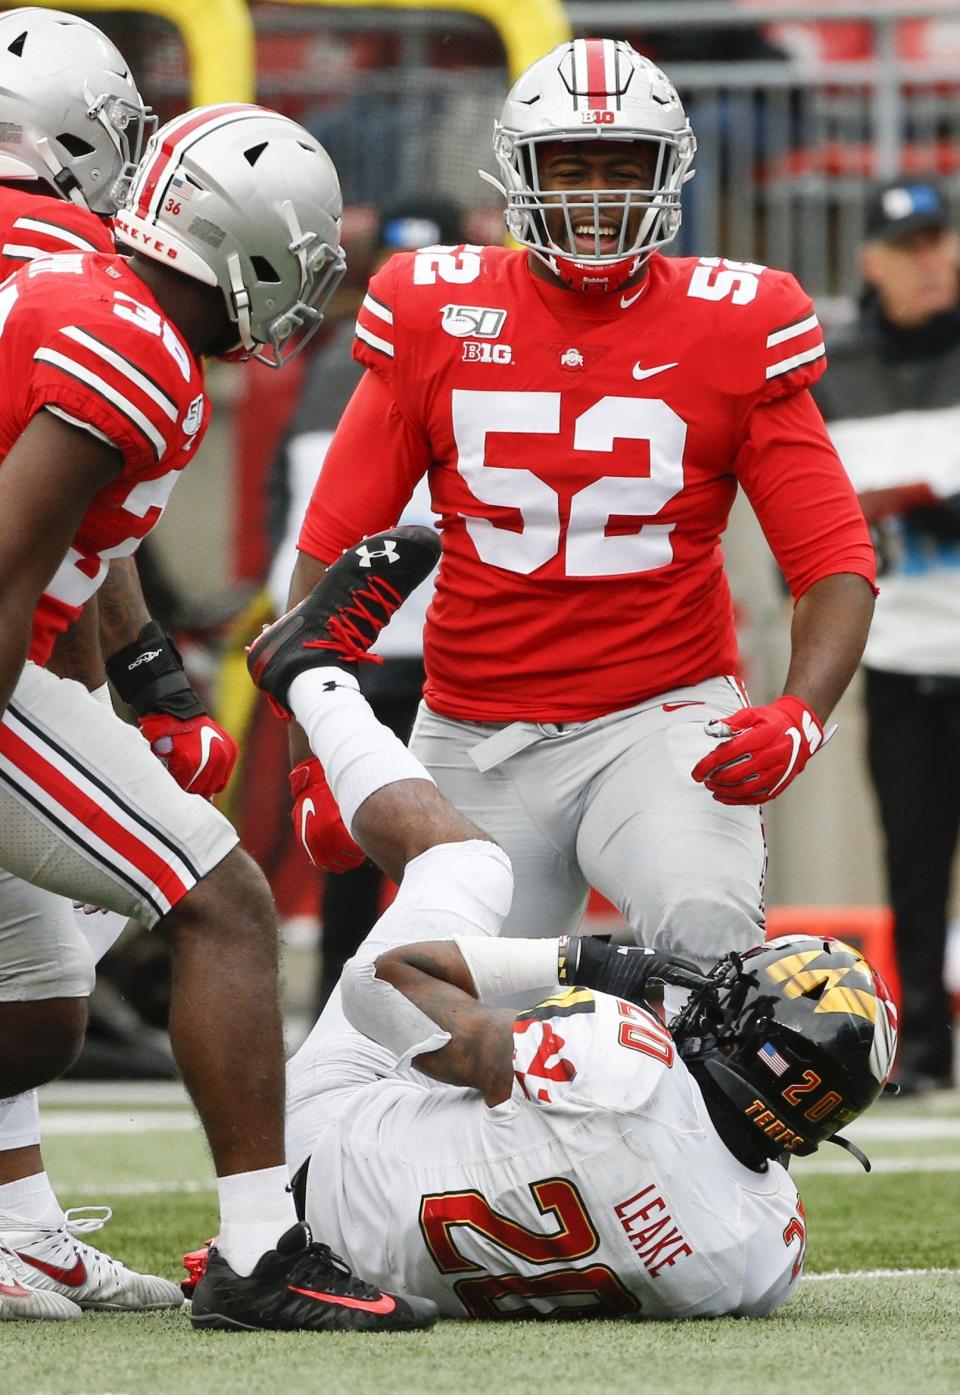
(452, 391, 686, 578)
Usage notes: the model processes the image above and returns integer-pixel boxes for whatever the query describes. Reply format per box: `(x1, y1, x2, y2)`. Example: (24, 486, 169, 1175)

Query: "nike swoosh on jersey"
(17, 1253, 87, 1287)
(632, 361, 679, 381)
(299, 798, 318, 865)
(620, 286, 645, 309)
(287, 1285, 397, 1314)
(769, 726, 802, 795)
(186, 724, 225, 790)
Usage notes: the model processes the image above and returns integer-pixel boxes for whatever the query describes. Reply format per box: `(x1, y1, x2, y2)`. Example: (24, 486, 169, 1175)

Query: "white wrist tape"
(340, 955, 451, 1070)
(455, 936, 560, 1001)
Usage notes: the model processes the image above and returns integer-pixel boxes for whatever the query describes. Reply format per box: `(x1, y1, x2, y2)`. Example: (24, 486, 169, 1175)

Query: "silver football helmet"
(0, 7, 153, 215)
(115, 105, 346, 368)
(486, 39, 696, 292)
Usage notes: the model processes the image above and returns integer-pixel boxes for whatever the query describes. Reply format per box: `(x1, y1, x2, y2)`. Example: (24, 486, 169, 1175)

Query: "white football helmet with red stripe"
(0, 7, 153, 215)
(488, 38, 696, 293)
(115, 105, 346, 368)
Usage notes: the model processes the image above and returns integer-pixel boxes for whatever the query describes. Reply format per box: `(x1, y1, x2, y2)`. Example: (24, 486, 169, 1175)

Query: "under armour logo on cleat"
(355, 541, 399, 568)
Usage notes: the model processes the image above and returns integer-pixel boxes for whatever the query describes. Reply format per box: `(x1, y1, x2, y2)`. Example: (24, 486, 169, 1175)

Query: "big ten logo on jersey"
(462, 341, 513, 365)
(688, 257, 767, 306)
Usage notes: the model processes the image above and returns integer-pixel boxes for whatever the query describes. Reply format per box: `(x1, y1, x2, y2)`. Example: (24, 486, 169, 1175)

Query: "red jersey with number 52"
(0, 251, 209, 664)
(299, 247, 874, 723)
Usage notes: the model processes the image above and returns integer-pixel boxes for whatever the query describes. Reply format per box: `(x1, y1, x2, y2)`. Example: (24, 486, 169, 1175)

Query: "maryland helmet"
(672, 936, 898, 1167)
(0, 7, 153, 215)
(115, 105, 346, 368)
(486, 38, 696, 293)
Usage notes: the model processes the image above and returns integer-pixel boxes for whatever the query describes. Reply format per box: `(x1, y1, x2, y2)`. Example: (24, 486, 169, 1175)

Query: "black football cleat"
(189, 1223, 438, 1333)
(247, 526, 441, 716)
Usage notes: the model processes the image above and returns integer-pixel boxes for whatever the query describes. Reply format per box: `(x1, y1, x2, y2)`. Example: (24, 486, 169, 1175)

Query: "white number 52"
(452, 390, 686, 578)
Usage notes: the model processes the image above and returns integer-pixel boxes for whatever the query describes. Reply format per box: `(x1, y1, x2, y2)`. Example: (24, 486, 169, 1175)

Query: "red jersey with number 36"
(0, 251, 209, 664)
(299, 247, 874, 723)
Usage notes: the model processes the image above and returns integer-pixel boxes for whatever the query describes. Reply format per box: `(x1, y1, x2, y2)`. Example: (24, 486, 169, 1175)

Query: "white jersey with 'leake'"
(301, 989, 804, 1320)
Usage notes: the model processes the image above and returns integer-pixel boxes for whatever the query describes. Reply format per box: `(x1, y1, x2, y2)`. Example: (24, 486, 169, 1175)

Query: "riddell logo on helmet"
(113, 214, 180, 263)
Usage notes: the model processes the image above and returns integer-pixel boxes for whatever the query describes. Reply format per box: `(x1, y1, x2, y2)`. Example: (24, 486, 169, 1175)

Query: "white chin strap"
(35, 136, 87, 208)
(226, 251, 255, 352)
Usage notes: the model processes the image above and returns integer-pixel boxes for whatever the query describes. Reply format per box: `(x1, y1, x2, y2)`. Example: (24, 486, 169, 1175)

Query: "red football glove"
(138, 713, 239, 798)
(690, 696, 828, 805)
(290, 757, 366, 872)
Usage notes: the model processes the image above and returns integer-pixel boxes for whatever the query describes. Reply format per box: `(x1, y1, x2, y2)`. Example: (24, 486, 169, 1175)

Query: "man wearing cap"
(268, 198, 463, 1009)
(814, 179, 960, 1096)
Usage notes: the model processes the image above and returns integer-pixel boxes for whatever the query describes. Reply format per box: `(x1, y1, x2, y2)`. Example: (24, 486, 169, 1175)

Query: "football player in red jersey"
(0, 103, 436, 1333)
(288, 39, 876, 975)
(0, 6, 218, 1319)
(0, 8, 238, 795)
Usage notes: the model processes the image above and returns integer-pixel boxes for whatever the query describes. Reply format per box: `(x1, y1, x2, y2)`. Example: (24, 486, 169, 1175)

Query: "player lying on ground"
(199, 527, 899, 1321)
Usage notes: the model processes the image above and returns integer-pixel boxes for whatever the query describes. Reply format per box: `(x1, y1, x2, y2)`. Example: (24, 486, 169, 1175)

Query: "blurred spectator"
(814, 180, 960, 1095)
(268, 196, 462, 1010)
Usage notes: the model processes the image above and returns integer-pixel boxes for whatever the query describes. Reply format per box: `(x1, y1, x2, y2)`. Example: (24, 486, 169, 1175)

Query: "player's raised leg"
(247, 527, 491, 878)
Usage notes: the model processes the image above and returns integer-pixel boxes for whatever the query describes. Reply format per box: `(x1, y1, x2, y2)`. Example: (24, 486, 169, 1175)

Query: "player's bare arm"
(783, 571, 874, 721)
(46, 597, 107, 690)
(0, 411, 121, 714)
(372, 940, 516, 1105)
(96, 555, 152, 660)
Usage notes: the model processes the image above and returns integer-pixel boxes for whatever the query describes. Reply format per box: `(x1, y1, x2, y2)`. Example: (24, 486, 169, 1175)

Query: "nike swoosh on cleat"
(0, 1279, 32, 1297)
(18, 1253, 87, 1287)
(662, 701, 705, 712)
(632, 361, 679, 381)
(287, 1285, 397, 1314)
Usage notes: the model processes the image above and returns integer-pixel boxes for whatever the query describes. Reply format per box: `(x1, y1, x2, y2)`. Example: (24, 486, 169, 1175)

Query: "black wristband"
(561, 935, 643, 1000)
(105, 621, 207, 719)
(559, 935, 710, 1007)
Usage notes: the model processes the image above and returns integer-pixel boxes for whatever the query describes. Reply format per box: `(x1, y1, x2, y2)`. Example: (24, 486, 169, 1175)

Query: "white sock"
(216, 1165, 298, 1277)
(0, 1170, 64, 1231)
(288, 666, 436, 830)
(0, 1091, 41, 1152)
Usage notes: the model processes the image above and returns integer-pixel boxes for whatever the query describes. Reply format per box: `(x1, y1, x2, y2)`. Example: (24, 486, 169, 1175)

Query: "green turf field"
(4, 1083, 958, 1395)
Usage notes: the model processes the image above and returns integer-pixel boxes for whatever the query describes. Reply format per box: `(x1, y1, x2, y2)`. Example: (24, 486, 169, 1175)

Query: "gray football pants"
(410, 676, 766, 969)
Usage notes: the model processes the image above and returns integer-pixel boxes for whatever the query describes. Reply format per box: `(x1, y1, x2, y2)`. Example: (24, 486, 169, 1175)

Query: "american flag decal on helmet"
(129, 104, 264, 223)
(560, 38, 631, 113)
(757, 1041, 790, 1077)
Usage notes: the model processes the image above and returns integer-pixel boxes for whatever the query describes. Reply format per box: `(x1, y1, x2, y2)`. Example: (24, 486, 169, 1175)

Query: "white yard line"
(848, 1117, 960, 1140)
(67, 1179, 214, 1195)
(806, 1268, 958, 1281)
(797, 1154, 960, 1174)
(42, 1110, 197, 1134)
